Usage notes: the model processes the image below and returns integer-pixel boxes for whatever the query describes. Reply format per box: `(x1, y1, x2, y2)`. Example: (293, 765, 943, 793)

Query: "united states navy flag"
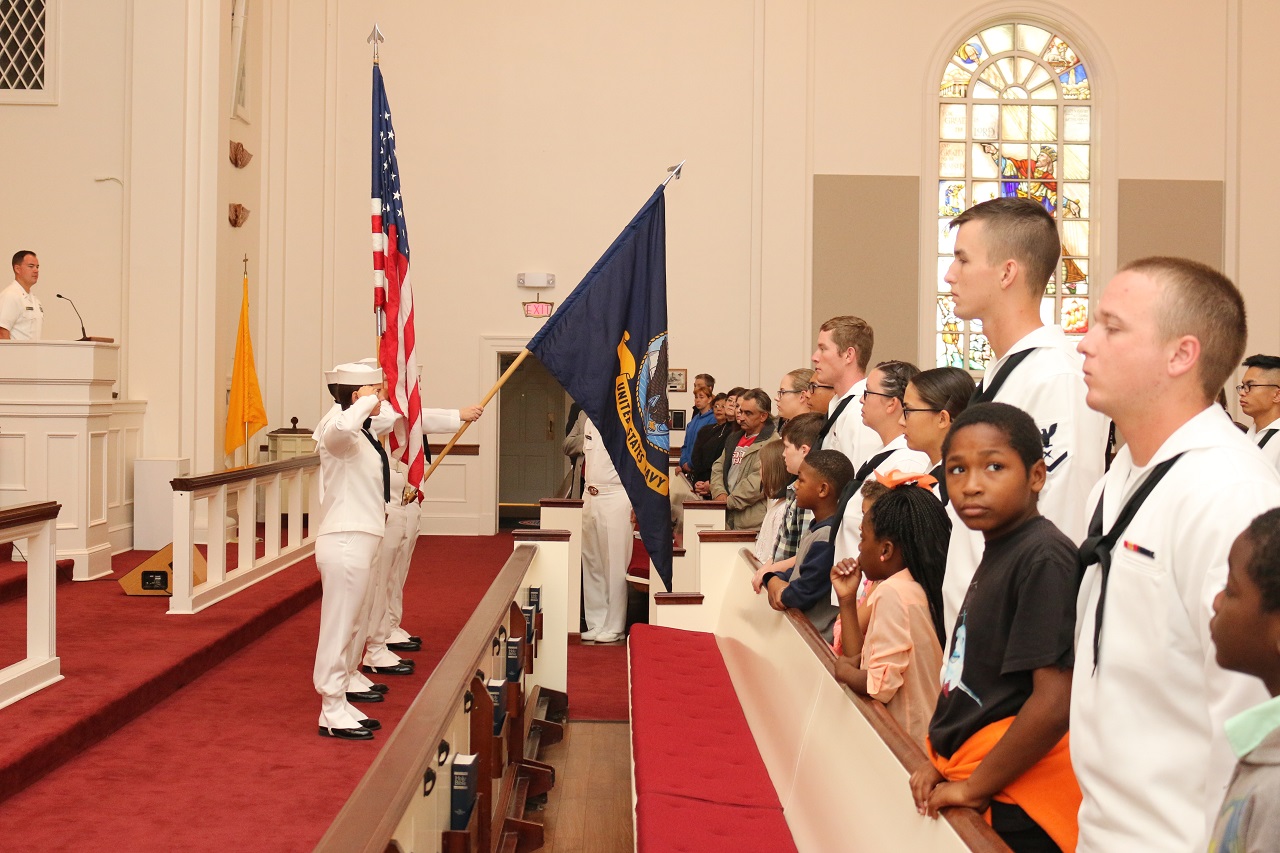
(527, 186, 672, 589)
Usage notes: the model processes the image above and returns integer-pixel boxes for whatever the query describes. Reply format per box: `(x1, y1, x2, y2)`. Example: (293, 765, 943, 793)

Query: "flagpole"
(420, 348, 530, 484)
(242, 254, 251, 466)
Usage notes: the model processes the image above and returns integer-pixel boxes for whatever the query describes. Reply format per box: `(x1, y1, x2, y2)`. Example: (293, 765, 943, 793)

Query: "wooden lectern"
(0, 341, 145, 580)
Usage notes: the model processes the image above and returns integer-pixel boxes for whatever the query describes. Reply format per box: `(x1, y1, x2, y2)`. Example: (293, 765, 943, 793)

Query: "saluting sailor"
(312, 361, 391, 740)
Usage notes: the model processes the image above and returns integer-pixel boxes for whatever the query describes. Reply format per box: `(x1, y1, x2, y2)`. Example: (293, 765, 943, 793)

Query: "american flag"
(371, 64, 424, 492)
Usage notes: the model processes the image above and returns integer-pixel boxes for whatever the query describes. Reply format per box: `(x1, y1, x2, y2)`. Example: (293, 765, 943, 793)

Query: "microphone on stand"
(56, 294, 90, 341)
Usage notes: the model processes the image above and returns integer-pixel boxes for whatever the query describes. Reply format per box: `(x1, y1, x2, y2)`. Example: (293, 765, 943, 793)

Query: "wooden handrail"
(739, 549, 1009, 852)
(699, 530, 758, 543)
(170, 454, 319, 492)
(0, 501, 61, 531)
(314, 544, 537, 853)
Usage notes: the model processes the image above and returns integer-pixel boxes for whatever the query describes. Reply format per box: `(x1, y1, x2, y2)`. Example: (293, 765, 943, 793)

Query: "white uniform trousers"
(362, 501, 412, 667)
(314, 530, 381, 729)
(385, 501, 422, 644)
(581, 485, 632, 635)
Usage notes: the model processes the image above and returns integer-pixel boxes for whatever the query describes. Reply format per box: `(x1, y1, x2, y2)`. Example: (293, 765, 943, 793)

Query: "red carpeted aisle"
(0, 533, 512, 853)
(568, 641, 630, 722)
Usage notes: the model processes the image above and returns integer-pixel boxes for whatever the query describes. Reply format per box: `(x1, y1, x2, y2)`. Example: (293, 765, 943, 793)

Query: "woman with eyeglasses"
(898, 367, 976, 503)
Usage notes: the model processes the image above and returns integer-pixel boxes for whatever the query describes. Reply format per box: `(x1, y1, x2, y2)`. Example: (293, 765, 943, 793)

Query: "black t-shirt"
(929, 515, 1077, 759)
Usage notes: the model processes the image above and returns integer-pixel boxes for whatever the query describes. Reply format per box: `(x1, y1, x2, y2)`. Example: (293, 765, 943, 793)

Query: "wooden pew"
(314, 532, 572, 853)
(639, 530, 1009, 852)
(0, 501, 63, 710)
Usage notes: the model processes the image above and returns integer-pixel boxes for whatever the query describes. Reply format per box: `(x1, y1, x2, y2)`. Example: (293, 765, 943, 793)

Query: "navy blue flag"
(527, 186, 672, 589)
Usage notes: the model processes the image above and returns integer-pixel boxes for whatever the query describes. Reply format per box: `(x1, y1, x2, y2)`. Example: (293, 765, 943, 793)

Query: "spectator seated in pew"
(710, 388, 780, 530)
(830, 474, 949, 750)
(691, 389, 741, 500)
(911, 403, 1079, 852)
(751, 412, 825, 593)
(761, 449, 854, 643)
(752, 441, 789, 563)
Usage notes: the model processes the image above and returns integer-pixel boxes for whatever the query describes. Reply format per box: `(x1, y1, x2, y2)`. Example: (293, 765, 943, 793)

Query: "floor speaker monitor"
(118, 543, 208, 596)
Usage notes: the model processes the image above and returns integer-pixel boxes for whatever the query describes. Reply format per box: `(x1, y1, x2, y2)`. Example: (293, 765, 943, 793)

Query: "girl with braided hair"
(830, 476, 950, 748)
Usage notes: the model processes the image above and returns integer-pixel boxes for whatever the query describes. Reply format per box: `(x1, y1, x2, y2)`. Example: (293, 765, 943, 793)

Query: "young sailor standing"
(1238, 354, 1280, 472)
(938, 197, 1107, 641)
(1071, 258, 1280, 849)
(312, 361, 390, 740)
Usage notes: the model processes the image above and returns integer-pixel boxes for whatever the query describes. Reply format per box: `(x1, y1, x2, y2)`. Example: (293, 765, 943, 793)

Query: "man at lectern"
(0, 250, 43, 341)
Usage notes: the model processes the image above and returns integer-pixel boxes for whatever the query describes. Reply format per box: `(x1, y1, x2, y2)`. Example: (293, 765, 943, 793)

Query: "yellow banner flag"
(225, 271, 268, 456)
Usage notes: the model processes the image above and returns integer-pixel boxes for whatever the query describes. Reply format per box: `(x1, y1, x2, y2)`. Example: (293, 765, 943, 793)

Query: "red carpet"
(0, 533, 513, 853)
(569, 641, 630, 722)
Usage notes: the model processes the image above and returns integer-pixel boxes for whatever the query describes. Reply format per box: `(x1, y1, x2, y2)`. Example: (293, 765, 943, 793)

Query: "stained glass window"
(936, 23, 1093, 369)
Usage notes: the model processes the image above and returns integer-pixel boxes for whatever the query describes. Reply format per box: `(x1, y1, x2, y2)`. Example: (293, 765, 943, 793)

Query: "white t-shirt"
(821, 378, 881, 471)
(0, 281, 43, 340)
(941, 324, 1109, 642)
(1072, 405, 1280, 851)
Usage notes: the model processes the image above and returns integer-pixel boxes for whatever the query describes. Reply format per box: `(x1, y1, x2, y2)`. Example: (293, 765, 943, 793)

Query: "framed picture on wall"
(670, 410, 687, 430)
(229, 0, 250, 123)
(667, 368, 687, 393)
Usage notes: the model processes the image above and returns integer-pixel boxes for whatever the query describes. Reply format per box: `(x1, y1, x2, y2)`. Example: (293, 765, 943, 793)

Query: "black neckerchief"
(830, 448, 895, 544)
(1077, 452, 1185, 671)
(815, 393, 855, 448)
(362, 419, 391, 502)
(970, 348, 1038, 405)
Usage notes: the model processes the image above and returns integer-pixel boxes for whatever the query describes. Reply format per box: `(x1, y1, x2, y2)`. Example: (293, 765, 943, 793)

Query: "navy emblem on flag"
(528, 186, 673, 588)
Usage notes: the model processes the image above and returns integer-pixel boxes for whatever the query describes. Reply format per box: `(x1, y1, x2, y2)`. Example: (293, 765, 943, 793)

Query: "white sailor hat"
(323, 369, 337, 386)
(331, 362, 384, 385)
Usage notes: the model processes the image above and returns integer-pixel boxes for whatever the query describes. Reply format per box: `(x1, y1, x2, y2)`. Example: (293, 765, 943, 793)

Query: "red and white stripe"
(371, 197, 425, 492)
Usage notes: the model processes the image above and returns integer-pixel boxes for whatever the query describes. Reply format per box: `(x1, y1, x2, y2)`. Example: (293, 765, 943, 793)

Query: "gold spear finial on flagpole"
(368, 23, 384, 65)
(662, 160, 686, 187)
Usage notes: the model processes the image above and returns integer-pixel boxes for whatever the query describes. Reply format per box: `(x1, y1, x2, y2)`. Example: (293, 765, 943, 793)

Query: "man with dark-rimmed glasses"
(1239, 354, 1280, 471)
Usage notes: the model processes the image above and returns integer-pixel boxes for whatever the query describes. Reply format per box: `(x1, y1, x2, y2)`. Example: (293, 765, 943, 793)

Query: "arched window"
(935, 22, 1093, 369)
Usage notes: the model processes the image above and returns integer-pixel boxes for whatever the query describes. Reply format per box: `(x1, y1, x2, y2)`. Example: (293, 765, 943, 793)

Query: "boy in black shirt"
(910, 403, 1079, 852)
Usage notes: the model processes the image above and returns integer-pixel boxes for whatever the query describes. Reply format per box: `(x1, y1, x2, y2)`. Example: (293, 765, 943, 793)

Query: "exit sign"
(523, 300, 553, 319)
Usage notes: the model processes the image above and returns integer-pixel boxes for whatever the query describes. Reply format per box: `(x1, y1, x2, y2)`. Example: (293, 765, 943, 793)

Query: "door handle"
(547, 413, 554, 441)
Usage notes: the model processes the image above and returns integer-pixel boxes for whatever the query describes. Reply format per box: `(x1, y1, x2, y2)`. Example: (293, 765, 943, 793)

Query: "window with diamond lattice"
(935, 22, 1093, 370)
(0, 0, 56, 103)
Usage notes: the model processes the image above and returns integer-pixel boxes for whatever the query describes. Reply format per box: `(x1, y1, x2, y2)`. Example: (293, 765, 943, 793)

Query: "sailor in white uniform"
(1238, 353, 1280, 472)
(312, 362, 390, 740)
(580, 416, 632, 643)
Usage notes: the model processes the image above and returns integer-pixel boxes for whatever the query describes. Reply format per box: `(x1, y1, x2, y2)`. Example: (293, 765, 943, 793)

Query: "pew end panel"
(537, 499, 581, 638)
(0, 502, 64, 710)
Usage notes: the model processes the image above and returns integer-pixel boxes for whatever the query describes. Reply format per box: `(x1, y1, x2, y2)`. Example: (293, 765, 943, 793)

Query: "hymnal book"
(450, 753, 479, 831)
(505, 636, 523, 682)
(487, 677, 507, 735)
(521, 605, 536, 643)
(527, 586, 541, 612)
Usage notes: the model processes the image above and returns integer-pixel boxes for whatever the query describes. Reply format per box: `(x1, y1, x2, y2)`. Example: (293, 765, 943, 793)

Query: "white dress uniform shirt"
(0, 281, 43, 340)
(1246, 421, 1280, 473)
(1072, 405, 1280, 851)
(821, 378, 882, 471)
(423, 407, 462, 435)
(313, 394, 387, 537)
(941, 324, 1108, 642)
(832, 433, 930, 563)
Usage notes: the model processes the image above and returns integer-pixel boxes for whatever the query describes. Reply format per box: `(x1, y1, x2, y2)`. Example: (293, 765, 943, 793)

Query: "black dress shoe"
(318, 726, 373, 740)
(363, 662, 414, 675)
(368, 683, 390, 694)
(387, 640, 421, 652)
(358, 718, 381, 730)
(346, 690, 385, 703)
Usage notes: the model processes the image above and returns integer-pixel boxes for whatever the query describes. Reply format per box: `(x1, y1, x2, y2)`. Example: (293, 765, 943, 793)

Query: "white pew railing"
(317, 533, 573, 853)
(0, 501, 64, 710)
(168, 455, 319, 615)
(651, 529, 1009, 852)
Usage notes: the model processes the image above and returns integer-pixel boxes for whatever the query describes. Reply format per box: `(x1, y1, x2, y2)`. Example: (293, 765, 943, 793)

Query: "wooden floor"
(530, 722, 634, 853)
